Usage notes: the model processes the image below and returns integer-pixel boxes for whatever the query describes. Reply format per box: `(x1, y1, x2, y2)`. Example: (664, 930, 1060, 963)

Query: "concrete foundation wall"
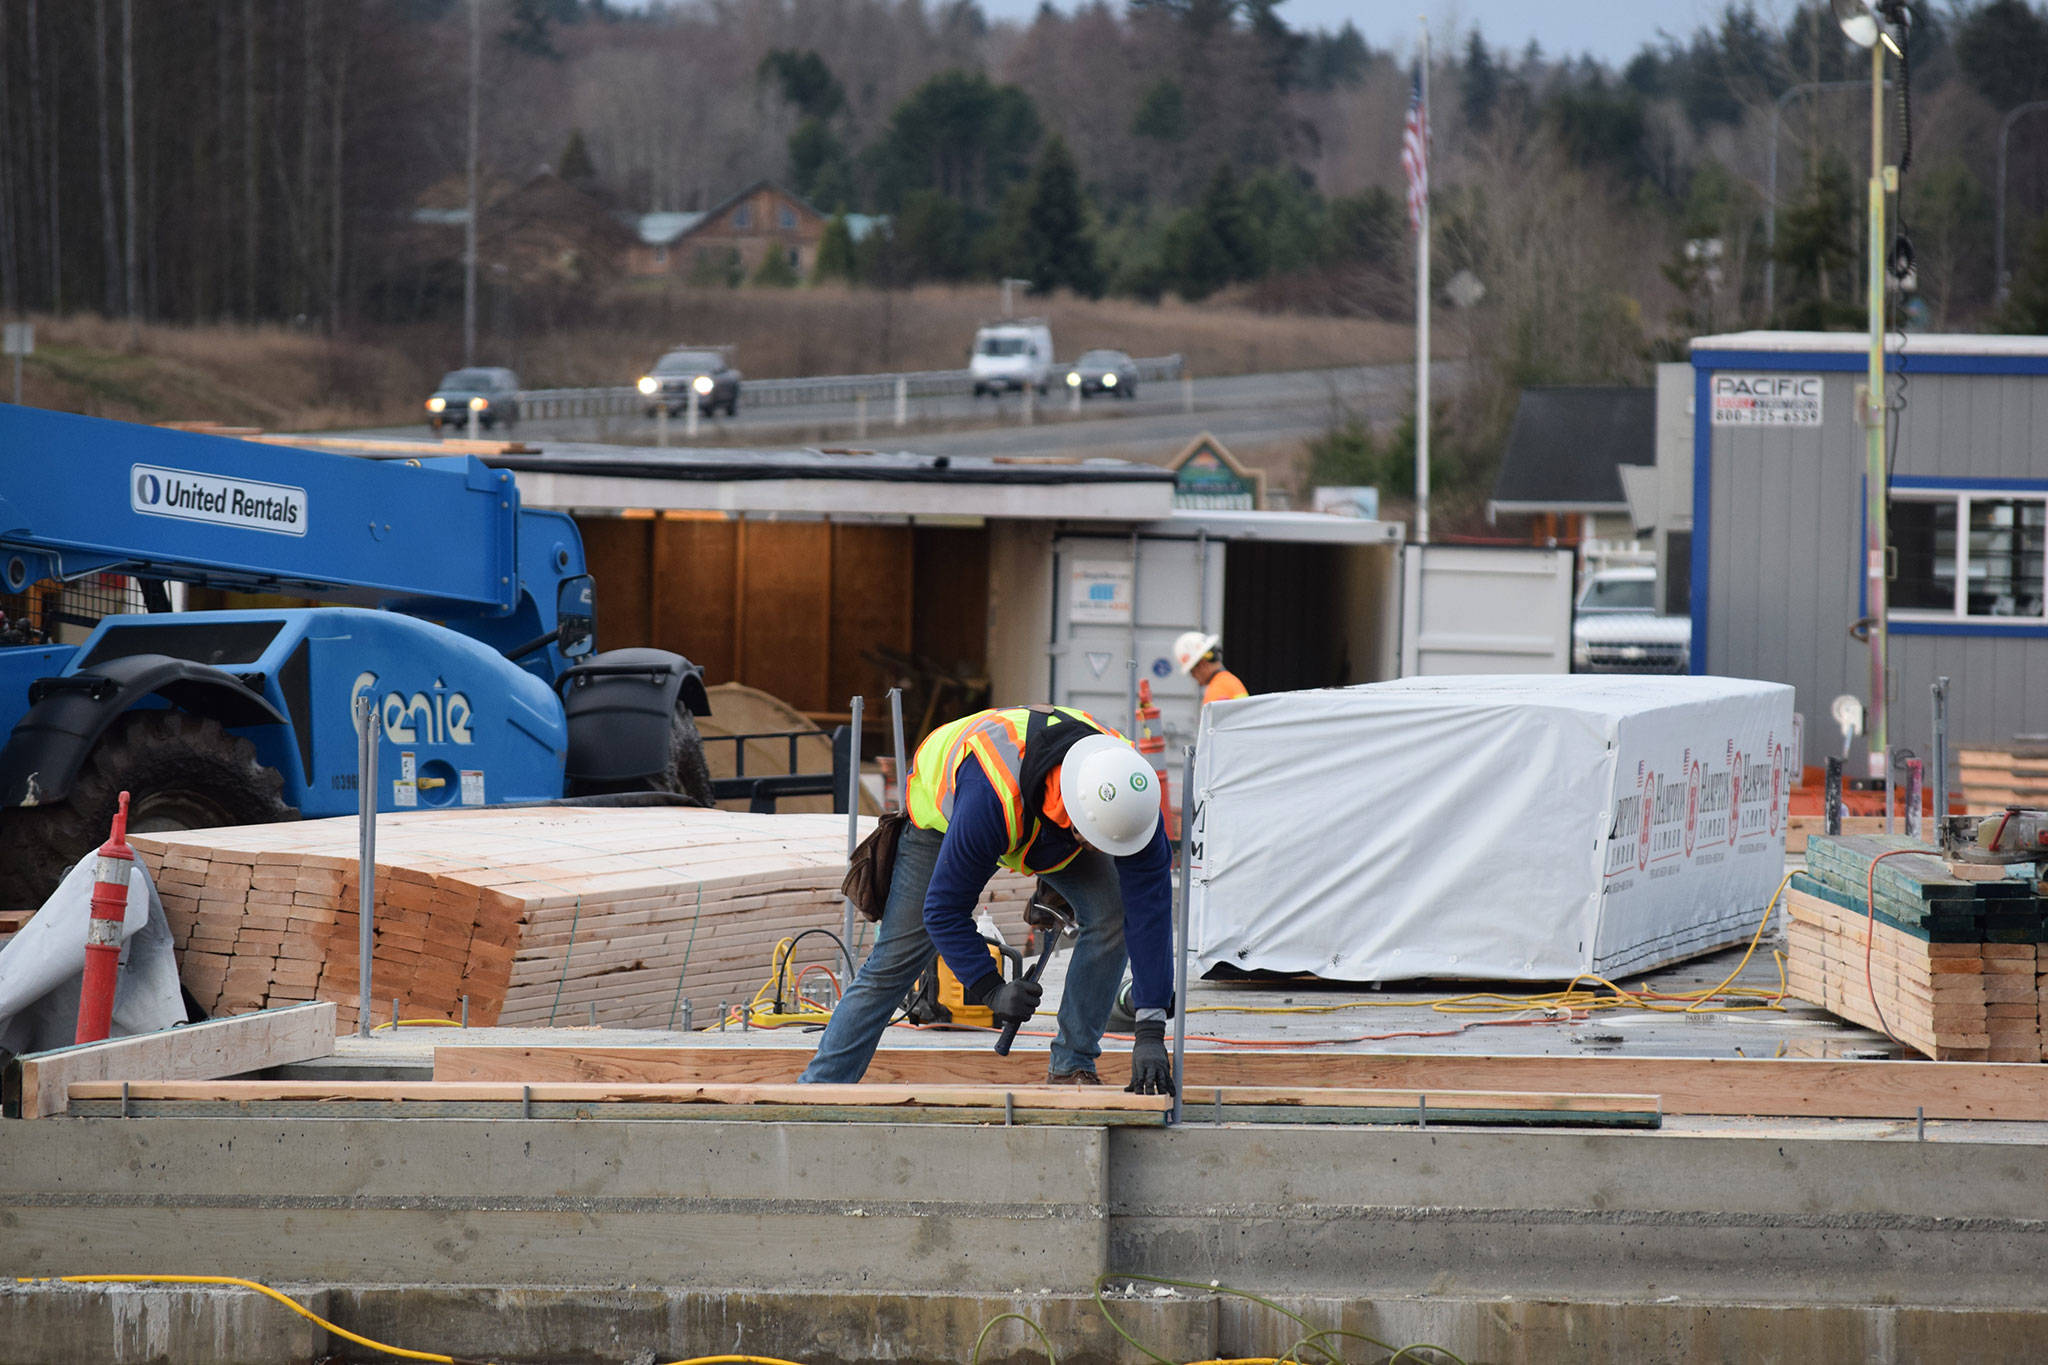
(10, 1117, 2048, 1362)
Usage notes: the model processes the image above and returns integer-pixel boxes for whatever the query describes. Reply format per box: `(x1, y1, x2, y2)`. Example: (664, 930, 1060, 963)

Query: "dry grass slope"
(7, 289, 1410, 431)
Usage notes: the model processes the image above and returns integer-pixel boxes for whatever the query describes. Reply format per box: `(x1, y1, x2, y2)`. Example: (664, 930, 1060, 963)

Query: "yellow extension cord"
(16, 1275, 809, 1365)
(703, 875, 1797, 1041)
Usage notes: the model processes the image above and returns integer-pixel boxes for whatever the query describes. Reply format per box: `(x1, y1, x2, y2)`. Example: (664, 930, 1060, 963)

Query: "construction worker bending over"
(1173, 631, 1248, 704)
(800, 705, 1176, 1093)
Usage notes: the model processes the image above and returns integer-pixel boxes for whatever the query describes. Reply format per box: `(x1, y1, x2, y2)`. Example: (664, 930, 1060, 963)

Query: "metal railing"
(513, 355, 1184, 422)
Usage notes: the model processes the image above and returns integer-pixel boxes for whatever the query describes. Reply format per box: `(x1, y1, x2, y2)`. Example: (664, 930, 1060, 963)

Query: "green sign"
(1169, 435, 1259, 510)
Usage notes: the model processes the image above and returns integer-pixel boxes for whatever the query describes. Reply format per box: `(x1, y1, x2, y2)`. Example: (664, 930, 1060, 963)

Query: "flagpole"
(1414, 18, 1431, 545)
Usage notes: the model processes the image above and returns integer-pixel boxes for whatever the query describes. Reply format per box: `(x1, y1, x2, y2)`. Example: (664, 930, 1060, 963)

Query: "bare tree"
(94, 0, 118, 316)
(0, 1, 19, 314)
(121, 0, 136, 338)
(242, 0, 256, 319)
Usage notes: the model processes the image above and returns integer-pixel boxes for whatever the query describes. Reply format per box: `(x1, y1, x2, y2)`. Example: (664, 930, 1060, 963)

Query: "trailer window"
(1889, 491, 2046, 622)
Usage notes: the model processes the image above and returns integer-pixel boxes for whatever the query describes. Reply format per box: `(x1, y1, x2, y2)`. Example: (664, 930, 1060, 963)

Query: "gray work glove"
(1126, 1019, 1176, 1096)
(979, 977, 1043, 1026)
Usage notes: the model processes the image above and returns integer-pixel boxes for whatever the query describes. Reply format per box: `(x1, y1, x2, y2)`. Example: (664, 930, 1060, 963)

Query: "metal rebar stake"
(842, 695, 864, 957)
(1932, 677, 1950, 839)
(888, 687, 908, 812)
(1170, 744, 1195, 1125)
(355, 696, 381, 1039)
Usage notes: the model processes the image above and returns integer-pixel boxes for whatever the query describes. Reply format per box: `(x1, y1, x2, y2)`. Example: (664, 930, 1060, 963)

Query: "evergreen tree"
(893, 190, 972, 280)
(1775, 156, 1860, 328)
(813, 213, 858, 283)
(2000, 214, 2048, 335)
(752, 247, 800, 287)
(1131, 79, 1188, 143)
(1163, 163, 1260, 300)
(558, 129, 597, 185)
(1462, 33, 1499, 133)
(1013, 136, 1101, 296)
(788, 119, 853, 206)
(502, 0, 579, 59)
(1954, 0, 2048, 109)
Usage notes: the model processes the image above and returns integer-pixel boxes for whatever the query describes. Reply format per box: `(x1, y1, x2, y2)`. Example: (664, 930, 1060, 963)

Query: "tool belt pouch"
(841, 808, 909, 922)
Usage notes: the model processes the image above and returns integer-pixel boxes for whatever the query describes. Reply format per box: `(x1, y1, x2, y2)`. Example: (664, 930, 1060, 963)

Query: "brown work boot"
(1046, 1066, 1102, 1085)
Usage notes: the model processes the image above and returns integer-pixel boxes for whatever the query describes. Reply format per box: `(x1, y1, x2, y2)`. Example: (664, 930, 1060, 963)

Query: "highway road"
(340, 363, 1461, 467)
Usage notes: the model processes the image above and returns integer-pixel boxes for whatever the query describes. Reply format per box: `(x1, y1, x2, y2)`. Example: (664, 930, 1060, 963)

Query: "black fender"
(559, 647, 708, 786)
(0, 654, 287, 808)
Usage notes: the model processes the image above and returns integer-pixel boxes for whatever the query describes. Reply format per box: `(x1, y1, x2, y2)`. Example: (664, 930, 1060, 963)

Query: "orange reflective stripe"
(965, 731, 1023, 848)
(904, 704, 1112, 869)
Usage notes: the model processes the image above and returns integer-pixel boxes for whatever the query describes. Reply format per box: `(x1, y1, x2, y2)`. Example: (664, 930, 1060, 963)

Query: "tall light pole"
(1764, 79, 1882, 323)
(1995, 101, 2048, 307)
(463, 0, 480, 368)
(1833, 0, 1906, 780)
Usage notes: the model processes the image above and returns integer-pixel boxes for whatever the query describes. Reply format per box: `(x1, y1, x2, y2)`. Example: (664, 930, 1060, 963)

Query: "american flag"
(1400, 64, 1429, 235)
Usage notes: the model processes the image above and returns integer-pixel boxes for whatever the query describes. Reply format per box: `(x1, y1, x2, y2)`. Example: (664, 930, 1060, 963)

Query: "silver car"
(1064, 349, 1138, 399)
(424, 367, 520, 433)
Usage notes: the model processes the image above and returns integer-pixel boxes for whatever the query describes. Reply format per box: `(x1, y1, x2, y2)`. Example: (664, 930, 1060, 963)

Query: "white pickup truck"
(1571, 566, 1691, 674)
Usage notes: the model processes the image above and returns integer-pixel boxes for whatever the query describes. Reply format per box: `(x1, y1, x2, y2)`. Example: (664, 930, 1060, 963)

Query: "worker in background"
(800, 706, 1177, 1094)
(1173, 631, 1248, 704)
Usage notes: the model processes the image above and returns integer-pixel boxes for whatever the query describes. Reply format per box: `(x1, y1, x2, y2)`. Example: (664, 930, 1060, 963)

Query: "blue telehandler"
(0, 406, 712, 908)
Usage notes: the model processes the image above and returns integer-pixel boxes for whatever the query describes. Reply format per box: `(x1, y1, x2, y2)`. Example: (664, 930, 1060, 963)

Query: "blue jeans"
(799, 824, 1130, 1082)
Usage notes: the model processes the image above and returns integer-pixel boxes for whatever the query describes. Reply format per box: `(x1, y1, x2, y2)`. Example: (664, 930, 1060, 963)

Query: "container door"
(1050, 533, 1219, 753)
(1400, 545, 1573, 675)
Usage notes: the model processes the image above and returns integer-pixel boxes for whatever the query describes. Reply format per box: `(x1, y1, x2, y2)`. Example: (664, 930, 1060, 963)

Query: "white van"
(969, 320, 1054, 396)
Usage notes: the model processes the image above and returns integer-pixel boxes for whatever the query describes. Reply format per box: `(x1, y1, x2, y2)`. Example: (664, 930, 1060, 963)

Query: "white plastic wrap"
(0, 854, 186, 1055)
(1189, 675, 1795, 982)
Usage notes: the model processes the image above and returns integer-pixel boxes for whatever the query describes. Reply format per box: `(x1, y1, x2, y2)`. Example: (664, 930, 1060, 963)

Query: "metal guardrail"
(514, 355, 1185, 422)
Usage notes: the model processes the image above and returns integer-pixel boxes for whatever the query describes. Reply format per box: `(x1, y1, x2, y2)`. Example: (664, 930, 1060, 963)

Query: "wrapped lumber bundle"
(1956, 743, 2048, 815)
(1786, 834, 2048, 1061)
(136, 808, 1036, 1033)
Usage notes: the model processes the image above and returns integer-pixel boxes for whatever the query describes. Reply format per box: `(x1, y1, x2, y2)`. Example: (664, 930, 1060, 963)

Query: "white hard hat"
(1172, 631, 1220, 676)
(1058, 734, 1162, 857)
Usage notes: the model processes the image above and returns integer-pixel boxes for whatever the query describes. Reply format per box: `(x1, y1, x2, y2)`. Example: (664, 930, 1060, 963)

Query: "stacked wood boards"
(135, 808, 1036, 1033)
(1957, 744, 2048, 813)
(1786, 834, 2048, 1061)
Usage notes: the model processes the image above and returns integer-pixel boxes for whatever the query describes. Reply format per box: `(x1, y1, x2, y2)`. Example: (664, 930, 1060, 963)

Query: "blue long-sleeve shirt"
(922, 756, 1176, 1014)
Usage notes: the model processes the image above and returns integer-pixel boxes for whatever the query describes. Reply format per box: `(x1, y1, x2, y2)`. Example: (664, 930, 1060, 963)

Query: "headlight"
(469, 396, 488, 411)
(1066, 372, 1081, 387)
(692, 375, 715, 395)
(427, 397, 445, 412)
(1102, 373, 1118, 387)
(637, 376, 658, 395)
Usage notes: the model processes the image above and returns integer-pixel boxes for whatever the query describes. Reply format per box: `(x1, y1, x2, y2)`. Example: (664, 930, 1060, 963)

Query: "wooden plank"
(432, 1046, 2048, 1121)
(64, 1079, 1173, 1112)
(7, 1003, 336, 1119)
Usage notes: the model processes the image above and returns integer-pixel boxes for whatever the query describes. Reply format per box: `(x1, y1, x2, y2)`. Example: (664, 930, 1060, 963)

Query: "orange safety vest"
(1202, 669, 1249, 704)
(905, 705, 1117, 874)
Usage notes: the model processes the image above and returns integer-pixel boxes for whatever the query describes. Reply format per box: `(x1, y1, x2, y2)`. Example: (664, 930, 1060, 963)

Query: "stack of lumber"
(1957, 743, 2048, 814)
(137, 808, 1035, 1033)
(1786, 834, 2047, 1061)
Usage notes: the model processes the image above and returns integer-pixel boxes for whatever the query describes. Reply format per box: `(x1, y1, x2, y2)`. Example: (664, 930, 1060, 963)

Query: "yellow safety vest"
(905, 705, 1114, 874)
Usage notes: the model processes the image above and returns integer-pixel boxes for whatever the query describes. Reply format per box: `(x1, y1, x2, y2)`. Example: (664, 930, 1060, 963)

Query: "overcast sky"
(979, 0, 1728, 65)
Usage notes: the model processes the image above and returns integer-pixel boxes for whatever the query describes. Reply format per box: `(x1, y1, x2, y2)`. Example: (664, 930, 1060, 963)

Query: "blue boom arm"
(0, 406, 529, 615)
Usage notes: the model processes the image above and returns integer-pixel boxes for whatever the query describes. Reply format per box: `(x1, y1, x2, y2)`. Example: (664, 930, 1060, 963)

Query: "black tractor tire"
(565, 704, 714, 808)
(656, 706, 716, 807)
(0, 709, 296, 912)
